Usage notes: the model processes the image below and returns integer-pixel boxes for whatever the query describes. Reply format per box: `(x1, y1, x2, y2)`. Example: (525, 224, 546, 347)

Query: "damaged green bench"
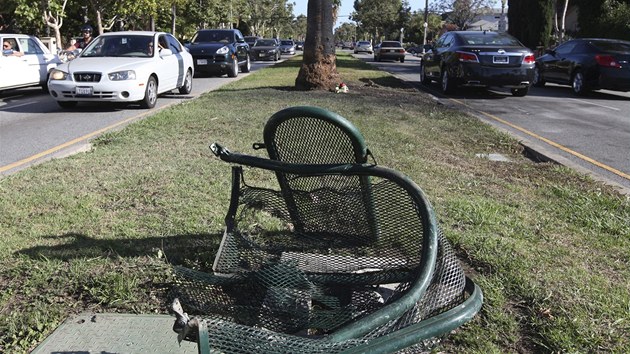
(171, 106, 482, 353)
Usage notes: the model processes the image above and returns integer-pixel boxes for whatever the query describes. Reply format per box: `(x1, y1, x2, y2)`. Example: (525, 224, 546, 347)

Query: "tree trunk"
(295, 0, 340, 91)
(171, 5, 177, 36)
(559, 0, 569, 41)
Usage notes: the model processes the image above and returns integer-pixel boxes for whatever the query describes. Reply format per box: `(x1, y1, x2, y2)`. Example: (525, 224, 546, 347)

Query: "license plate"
(197, 59, 208, 65)
(493, 56, 509, 64)
(75, 86, 93, 96)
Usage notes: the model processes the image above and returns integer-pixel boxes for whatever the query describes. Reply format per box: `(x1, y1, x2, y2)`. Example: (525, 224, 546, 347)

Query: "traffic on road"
(352, 49, 630, 193)
(2, 34, 629, 195)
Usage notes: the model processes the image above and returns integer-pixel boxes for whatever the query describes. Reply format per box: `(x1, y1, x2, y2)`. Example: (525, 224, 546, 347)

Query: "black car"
(533, 38, 630, 95)
(244, 36, 260, 47)
(186, 29, 250, 77)
(250, 38, 280, 61)
(420, 31, 535, 96)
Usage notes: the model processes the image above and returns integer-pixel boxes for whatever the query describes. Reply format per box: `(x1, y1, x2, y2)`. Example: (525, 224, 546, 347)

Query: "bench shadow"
(15, 232, 223, 266)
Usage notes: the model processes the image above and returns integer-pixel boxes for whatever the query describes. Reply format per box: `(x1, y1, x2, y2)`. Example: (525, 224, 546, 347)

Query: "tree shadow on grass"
(15, 232, 223, 267)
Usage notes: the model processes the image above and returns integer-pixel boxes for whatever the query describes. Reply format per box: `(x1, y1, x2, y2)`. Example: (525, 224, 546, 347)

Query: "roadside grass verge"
(0, 53, 628, 353)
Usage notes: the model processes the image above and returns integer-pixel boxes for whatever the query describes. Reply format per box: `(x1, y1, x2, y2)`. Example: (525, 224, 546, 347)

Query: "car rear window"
(281, 41, 293, 45)
(382, 41, 402, 47)
(256, 40, 276, 46)
(591, 40, 630, 53)
(358, 41, 371, 45)
(459, 33, 522, 46)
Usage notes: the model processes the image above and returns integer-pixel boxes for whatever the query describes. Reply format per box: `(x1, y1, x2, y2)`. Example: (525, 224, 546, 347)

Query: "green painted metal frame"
(208, 144, 483, 348)
(261, 106, 379, 241)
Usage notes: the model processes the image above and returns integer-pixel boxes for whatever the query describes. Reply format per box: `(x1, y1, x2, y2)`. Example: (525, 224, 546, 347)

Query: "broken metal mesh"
(173, 171, 467, 352)
(171, 110, 470, 352)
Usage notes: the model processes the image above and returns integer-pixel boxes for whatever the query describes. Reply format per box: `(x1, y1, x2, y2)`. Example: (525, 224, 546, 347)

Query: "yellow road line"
(449, 97, 630, 181)
(0, 111, 149, 174)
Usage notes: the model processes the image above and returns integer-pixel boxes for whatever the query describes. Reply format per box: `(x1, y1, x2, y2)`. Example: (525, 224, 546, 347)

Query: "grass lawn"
(1, 53, 629, 353)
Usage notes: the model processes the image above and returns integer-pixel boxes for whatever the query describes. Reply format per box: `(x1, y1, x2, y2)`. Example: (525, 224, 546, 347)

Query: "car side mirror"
(159, 48, 173, 57)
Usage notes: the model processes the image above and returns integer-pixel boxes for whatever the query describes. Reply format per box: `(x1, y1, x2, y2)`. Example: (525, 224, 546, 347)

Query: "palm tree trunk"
(295, 0, 340, 91)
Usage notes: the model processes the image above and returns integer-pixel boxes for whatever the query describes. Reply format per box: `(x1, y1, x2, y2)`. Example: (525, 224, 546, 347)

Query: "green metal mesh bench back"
(261, 106, 376, 239)
(171, 106, 482, 353)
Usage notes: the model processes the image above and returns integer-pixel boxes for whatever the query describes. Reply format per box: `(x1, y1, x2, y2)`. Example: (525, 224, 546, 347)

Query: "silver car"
(354, 41, 373, 54)
(279, 40, 296, 55)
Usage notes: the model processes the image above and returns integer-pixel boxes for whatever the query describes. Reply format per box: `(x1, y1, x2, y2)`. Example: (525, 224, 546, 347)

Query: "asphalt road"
(0, 59, 281, 175)
(354, 52, 630, 194)
(2, 52, 629, 195)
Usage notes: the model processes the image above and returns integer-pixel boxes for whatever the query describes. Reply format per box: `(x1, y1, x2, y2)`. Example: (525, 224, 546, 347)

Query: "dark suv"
(186, 29, 250, 77)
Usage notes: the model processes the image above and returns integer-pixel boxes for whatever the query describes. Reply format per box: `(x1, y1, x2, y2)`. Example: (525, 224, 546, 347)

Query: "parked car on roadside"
(533, 38, 630, 95)
(1, 34, 61, 93)
(420, 31, 535, 96)
(47, 31, 194, 109)
(405, 44, 432, 55)
(244, 36, 261, 47)
(295, 41, 304, 50)
(250, 38, 280, 61)
(353, 41, 373, 54)
(186, 28, 250, 78)
(279, 39, 296, 55)
(374, 41, 406, 62)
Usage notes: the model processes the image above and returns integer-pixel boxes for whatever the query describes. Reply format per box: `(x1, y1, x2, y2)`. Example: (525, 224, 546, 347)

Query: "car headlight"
(216, 46, 229, 55)
(108, 70, 136, 81)
(50, 69, 69, 80)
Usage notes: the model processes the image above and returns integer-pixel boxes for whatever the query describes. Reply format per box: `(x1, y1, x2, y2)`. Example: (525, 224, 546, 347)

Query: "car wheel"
(241, 54, 251, 73)
(511, 87, 529, 97)
(571, 70, 588, 95)
(533, 65, 545, 87)
(141, 76, 158, 109)
(400, 57, 405, 63)
(57, 101, 77, 109)
(441, 68, 456, 94)
(227, 57, 238, 78)
(178, 69, 193, 94)
(420, 63, 431, 85)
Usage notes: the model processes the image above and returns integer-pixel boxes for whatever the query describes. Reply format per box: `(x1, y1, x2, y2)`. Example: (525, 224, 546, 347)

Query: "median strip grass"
(0, 53, 628, 353)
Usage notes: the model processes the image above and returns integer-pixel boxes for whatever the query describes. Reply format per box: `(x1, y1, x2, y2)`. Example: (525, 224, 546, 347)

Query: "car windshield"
(358, 41, 371, 46)
(381, 41, 402, 47)
(459, 33, 522, 46)
(192, 30, 233, 43)
(591, 40, 630, 53)
(281, 41, 293, 46)
(81, 35, 154, 58)
(256, 40, 276, 46)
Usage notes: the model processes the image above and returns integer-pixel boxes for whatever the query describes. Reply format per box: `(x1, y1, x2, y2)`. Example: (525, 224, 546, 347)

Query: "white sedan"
(1, 34, 61, 92)
(48, 31, 194, 109)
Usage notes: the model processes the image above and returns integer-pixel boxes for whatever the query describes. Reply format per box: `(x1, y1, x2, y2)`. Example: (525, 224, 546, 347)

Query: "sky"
(293, 1, 500, 28)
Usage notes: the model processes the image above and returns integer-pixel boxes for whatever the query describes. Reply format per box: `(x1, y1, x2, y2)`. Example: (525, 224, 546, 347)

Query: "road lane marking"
(448, 97, 630, 181)
(0, 111, 151, 174)
(568, 98, 620, 111)
(0, 102, 36, 110)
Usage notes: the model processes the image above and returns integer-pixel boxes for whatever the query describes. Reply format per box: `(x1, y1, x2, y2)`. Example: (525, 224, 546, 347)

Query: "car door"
(1, 36, 37, 89)
(425, 33, 453, 79)
(544, 41, 577, 83)
(233, 30, 249, 64)
(17, 36, 58, 85)
(154, 34, 178, 91)
(166, 34, 188, 88)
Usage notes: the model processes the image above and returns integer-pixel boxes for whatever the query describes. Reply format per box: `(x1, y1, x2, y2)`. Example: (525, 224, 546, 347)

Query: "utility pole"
(422, 0, 429, 53)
